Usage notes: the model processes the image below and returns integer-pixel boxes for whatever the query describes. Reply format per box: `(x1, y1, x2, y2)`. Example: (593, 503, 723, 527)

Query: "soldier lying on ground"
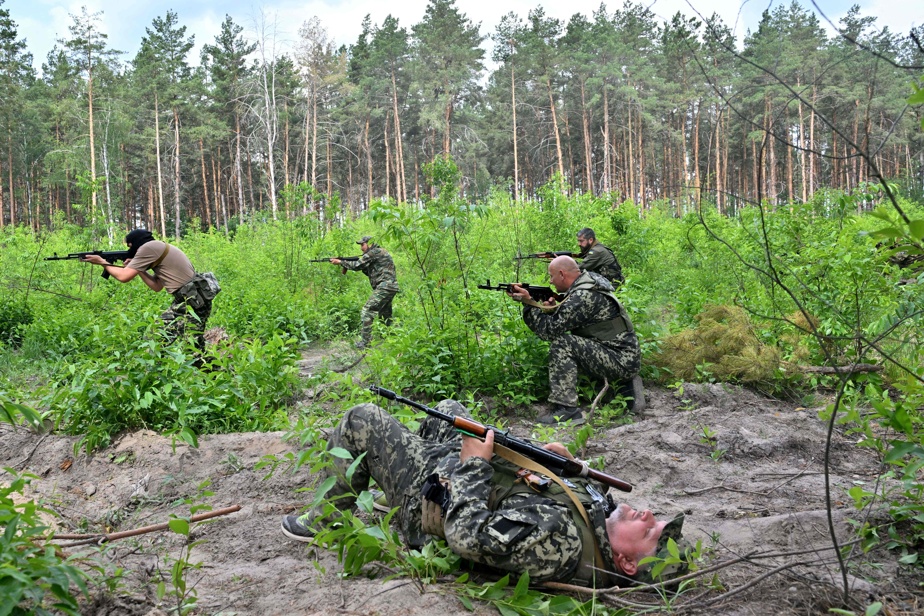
(281, 401, 687, 587)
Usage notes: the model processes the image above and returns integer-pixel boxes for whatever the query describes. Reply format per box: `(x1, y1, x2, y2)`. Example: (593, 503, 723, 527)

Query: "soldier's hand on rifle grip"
(507, 283, 531, 303)
(461, 429, 494, 462)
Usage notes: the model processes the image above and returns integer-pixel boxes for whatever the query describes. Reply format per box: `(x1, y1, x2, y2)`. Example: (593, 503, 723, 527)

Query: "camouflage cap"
(356, 235, 374, 245)
(633, 514, 690, 586)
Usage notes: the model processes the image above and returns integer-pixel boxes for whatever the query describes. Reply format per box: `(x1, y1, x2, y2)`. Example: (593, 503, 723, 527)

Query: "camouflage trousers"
(161, 295, 212, 353)
(312, 401, 466, 546)
(359, 286, 398, 345)
(548, 335, 641, 407)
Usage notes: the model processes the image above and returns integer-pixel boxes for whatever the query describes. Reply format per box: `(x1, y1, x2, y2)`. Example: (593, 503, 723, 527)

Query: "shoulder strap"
(492, 444, 607, 578)
(151, 243, 170, 269)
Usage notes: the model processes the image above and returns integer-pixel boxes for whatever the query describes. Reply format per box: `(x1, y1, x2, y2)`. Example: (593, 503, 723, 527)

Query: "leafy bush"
(0, 299, 33, 348)
(0, 471, 89, 615)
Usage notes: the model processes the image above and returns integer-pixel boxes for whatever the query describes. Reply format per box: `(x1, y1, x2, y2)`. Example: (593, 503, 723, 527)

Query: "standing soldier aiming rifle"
(328, 236, 400, 350)
(79, 229, 219, 354)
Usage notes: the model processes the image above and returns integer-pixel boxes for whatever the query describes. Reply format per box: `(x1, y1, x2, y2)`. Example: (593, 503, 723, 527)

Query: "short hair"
(577, 228, 596, 240)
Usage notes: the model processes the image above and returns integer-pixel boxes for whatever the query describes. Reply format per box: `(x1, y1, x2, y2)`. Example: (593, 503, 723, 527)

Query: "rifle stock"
(369, 385, 632, 493)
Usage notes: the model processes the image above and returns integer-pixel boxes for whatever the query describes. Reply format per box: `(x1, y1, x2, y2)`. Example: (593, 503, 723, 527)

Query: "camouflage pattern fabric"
(307, 401, 465, 547)
(340, 244, 400, 344)
(340, 245, 401, 291)
(523, 272, 640, 407)
(162, 293, 212, 352)
(306, 401, 635, 586)
(579, 242, 624, 285)
(358, 286, 398, 345)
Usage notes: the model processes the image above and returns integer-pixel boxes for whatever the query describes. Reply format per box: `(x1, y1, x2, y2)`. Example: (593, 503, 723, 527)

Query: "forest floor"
(4, 343, 923, 615)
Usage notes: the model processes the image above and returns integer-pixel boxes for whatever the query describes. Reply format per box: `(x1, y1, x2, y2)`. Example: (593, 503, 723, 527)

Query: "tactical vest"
(593, 244, 625, 285)
(485, 458, 615, 587)
(567, 273, 635, 342)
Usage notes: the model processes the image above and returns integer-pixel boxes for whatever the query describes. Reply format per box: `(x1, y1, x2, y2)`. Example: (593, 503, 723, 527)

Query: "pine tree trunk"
(364, 116, 372, 206)
(384, 111, 392, 200)
(511, 64, 519, 201)
(602, 82, 611, 194)
(200, 139, 211, 228)
(391, 70, 406, 203)
(235, 114, 246, 223)
(154, 92, 167, 237)
(546, 77, 564, 180)
(580, 80, 592, 195)
(173, 107, 182, 238)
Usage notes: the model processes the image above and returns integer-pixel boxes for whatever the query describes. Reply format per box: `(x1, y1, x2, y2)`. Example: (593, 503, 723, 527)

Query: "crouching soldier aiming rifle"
(281, 387, 689, 588)
(79, 229, 220, 353)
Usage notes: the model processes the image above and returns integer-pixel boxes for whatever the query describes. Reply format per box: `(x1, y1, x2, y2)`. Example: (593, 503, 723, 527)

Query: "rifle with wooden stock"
(45, 250, 131, 279)
(513, 250, 581, 261)
(369, 385, 633, 493)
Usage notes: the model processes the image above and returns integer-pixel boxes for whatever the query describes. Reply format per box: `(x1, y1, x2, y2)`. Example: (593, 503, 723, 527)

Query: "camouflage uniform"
(523, 271, 640, 408)
(309, 401, 630, 586)
(340, 244, 400, 345)
(578, 242, 624, 286)
(162, 294, 212, 353)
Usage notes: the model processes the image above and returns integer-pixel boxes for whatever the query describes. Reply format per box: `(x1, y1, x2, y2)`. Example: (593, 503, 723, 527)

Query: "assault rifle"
(45, 250, 131, 279)
(370, 385, 632, 493)
(307, 256, 361, 263)
(477, 279, 564, 303)
(514, 250, 581, 261)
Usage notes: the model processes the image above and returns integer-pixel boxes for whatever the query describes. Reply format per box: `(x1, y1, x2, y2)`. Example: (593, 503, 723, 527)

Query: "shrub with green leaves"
(0, 470, 89, 615)
(0, 299, 33, 348)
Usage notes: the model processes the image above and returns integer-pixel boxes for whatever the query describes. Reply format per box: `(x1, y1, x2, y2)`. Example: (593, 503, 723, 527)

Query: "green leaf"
(168, 518, 190, 535)
(909, 88, 924, 104)
(865, 602, 883, 616)
(898, 553, 918, 564)
(328, 447, 354, 460)
(909, 220, 924, 241)
(178, 427, 199, 448)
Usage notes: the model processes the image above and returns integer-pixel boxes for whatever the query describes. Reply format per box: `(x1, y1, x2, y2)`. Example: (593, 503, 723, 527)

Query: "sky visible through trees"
(0, 0, 922, 236)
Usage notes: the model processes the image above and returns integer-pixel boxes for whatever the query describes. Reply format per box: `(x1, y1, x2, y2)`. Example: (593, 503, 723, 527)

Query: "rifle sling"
(492, 443, 607, 576)
(150, 244, 170, 269)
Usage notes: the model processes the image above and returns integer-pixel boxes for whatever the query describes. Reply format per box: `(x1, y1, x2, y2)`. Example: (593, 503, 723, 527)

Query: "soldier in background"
(508, 256, 644, 424)
(281, 400, 687, 587)
(331, 236, 400, 350)
(577, 227, 624, 286)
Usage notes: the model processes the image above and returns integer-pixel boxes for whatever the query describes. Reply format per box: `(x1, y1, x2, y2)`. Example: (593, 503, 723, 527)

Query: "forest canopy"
(0, 0, 921, 236)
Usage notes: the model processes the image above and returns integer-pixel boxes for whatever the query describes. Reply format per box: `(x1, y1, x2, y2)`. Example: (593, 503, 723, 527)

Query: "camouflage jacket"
(341, 245, 400, 292)
(443, 455, 622, 586)
(522, 271, 638, 354)
(578, 242, 624, 285)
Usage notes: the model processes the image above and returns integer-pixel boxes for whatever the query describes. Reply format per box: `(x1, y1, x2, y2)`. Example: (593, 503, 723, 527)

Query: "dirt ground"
(3, 346, 922, 615)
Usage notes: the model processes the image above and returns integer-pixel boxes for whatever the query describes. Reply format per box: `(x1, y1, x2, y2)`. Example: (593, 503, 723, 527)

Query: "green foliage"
(0, 299, 33, 347)
(47, 319, 298, 453)
(0, 470, 89, 616)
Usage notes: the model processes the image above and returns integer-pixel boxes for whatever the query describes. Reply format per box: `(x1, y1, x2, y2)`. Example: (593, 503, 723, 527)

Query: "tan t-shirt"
(126, 241, 195, 294)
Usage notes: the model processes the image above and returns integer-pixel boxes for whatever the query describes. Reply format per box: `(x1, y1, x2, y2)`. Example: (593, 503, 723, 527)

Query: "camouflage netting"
(655, 304, 781, 383)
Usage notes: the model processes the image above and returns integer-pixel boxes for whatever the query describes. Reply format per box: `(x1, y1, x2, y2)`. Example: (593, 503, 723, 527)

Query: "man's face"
(360, 242, 370, 254)
(547, 264, 568, 293)
(608, 504, 667, 569)
(577, 235, 593, 251)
